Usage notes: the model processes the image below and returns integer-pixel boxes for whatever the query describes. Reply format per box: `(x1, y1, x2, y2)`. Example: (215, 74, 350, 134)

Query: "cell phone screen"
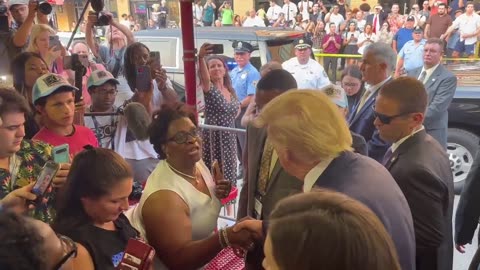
(149, 51, 161, 70)
(135, 66, 152, 92)
(32, 161, 60, 197)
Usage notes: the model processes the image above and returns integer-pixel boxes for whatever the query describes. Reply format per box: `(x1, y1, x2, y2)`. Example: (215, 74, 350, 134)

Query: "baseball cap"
(413, 26, 423, 33)
(32, 73, 78, 105)
(294, 38, 312, 50)
(87, 70, 119, 90)
(320, 84, 348, 109)
(455, 9, 463, 14)
(374, 4, 382, 10)
(8, 0, 28, 10)
(407, 15, 415, 21)
(232, 41, 254, 53)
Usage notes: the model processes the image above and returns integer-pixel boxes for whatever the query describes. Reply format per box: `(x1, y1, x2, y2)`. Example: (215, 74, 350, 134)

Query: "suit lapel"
(350, 90, 377, 125)
(424, 65, 442, 90)
(248, 127, 267, 206)
(265, 158, 282, 193)
(385, 130, 427, 170)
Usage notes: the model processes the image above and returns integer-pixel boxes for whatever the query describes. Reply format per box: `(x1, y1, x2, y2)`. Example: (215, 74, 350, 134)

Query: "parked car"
(448, 64, 480, 194)
(133, 27, 305, 98)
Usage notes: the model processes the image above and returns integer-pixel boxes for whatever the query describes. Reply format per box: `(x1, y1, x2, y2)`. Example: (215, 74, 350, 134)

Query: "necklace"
(167, 161, 200, 185)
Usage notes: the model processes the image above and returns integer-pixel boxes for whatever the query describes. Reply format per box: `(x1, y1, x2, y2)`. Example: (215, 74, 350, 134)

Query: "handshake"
(220, 217, 264, 257)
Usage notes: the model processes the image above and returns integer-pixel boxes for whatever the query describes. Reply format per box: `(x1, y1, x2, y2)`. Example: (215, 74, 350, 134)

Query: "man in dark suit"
(407, 38, 457, 148)
(235, 90, 416, 270)
(375, 77, 454, 270)
(348, 42, 393, 162)
(365, 4, 387, 34)
(238, 69, 303, 269)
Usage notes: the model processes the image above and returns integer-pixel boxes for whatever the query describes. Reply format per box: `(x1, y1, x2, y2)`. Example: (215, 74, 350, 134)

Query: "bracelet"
(222, 227, 231, 247)
(218, 229, 227, 248)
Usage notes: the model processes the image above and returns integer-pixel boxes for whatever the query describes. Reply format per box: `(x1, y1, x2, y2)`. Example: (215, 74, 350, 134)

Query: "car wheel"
(447, 128, 479, 194)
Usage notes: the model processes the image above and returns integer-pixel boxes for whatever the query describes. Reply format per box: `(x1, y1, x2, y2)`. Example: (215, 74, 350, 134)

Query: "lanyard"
(90, 107, 116, 150)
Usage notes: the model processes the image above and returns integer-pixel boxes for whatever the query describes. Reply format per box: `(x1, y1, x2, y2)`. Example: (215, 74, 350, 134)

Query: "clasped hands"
(222, 217, 264, 258)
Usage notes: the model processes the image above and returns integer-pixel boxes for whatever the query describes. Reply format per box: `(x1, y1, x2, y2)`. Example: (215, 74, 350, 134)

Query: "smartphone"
(149, 51, 161, 71)
(210, 44, 224, 54)
(63, 54, 89, 70)
(135, 66, 152, 92)
(53, 144, 70, 163)
(116, 238, 156, 270)
(49, 35, 62, 51)
(32, 161, 60, 202)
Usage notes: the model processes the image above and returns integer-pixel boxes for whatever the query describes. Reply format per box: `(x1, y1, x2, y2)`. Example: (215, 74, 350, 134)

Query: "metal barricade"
(199, 123, 246, 222)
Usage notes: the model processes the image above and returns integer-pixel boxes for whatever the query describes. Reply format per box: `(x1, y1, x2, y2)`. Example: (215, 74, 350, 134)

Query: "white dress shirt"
(303, 157, 334, 192)
(391, 126, 425, 153)
(418, 63, 440, 84)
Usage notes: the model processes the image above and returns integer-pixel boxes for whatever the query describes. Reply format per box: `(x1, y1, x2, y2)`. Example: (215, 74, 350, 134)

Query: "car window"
(140, 38, 179, 69)
(267, 43, 295, 63)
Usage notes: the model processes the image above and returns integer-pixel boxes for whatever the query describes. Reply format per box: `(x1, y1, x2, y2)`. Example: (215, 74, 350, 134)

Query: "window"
(140, 38, 179, 68)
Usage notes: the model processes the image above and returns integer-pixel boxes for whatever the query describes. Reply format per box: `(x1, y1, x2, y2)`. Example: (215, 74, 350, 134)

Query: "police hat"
(294, 38, 312, 50)
(233, 41, 254, 53)
(413, 26, 423, 33)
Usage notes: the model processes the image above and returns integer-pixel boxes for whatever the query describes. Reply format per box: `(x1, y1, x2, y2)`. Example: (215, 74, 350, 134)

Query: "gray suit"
(238, 125, 303, 269)
(407, 65, 457, 148)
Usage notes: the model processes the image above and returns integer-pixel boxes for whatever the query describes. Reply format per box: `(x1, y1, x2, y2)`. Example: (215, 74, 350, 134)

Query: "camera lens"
(38, 1, 52, 15)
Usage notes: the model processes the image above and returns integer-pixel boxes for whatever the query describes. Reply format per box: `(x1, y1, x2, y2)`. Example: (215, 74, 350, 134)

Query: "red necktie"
(373, 15, 378, 33)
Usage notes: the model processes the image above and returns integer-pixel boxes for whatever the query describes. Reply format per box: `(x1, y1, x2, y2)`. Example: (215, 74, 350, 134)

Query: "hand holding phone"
(116, 238, 155, 270)
(31, 161, 60, 204)
(49, 35, 62, 51)
(149, 51, 161, 71)
(135, 66, 152, 92)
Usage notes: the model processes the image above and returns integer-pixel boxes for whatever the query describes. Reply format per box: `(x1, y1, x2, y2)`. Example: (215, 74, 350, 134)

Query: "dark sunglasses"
(372, 105, 413, 124)
(52, 234, 78, 270)
(167, 128, 200, 144)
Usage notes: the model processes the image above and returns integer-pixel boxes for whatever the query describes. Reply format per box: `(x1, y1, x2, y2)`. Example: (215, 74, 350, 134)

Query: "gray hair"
(363, 42, 397, 74)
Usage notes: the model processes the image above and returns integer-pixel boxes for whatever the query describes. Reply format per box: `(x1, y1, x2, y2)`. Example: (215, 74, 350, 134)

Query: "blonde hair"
(253, 90, 352, 162)
(26, 24, 56, 53)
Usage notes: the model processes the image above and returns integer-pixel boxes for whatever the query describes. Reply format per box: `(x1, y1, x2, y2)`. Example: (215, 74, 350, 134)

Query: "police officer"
(230, 41, 260, 177)
(282, 38, 330, 89)
(395, 26, 426, 77)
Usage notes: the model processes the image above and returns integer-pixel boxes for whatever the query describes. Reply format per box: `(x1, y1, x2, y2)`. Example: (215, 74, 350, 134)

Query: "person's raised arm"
(198, 43, 213, 93)
(142, 191, 254, 269)
(12, 1, 37, 47)
(105, 12, 135, 45)
(85, 12, 99, 57)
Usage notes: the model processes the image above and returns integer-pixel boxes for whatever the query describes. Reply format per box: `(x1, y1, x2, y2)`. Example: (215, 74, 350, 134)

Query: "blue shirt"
(203, 5, 214, 23)
(230, 63, 260, 102)
(399, 39, 426, 71)
(394, 28, 414, 52)
(447, 31, 460, 50)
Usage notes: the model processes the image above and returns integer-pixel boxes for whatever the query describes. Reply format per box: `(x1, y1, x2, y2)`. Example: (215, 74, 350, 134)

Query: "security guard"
(395, 26, 426, 77)
(282, 38, 331, 89)
(230, 41, 260, 177)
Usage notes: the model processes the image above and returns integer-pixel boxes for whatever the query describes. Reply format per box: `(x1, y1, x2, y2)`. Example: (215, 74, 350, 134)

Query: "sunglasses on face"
(53, 234, 78, 270)
(167, 128, 200, 144)
(372, 105, 413, 124)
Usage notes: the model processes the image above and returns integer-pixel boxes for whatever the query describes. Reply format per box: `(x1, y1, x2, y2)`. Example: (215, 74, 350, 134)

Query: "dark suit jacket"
(314, 151, 416, 270)
(385, 130, 454, 270)
(366, 12, 387, 31)
(348, 80, 391, 162)
(238, 124, 303, 269)
(407, 65, 457, 148)
(455, 145, 480, 245)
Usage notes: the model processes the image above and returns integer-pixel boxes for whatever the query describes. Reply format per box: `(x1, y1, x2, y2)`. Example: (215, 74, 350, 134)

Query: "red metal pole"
(179, 0, 197, 113)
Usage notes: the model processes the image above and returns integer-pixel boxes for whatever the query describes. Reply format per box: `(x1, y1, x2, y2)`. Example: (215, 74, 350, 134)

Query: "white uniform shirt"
(282, 57, 331, 89)
(451, 13, 480, 45)
(297, 1, 313, 21)
(267, 5, 283, 21)
(243, 16, 266, 27)
(282, 2, 298, 22)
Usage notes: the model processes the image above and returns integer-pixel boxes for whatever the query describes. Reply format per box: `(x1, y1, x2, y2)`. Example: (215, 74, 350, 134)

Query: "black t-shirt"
(63, 214, 139, 269)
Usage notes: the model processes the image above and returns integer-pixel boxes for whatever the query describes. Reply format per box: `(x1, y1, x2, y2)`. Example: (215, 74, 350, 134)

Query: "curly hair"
(0, 212, 47, 270)
(149, 102, 198, 159)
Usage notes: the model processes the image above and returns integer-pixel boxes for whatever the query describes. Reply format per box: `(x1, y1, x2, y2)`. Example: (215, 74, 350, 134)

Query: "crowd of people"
(1, 0, 480, 269)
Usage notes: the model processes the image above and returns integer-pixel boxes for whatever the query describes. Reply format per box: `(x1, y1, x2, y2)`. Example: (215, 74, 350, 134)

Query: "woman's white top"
(127, 159, 222, 269)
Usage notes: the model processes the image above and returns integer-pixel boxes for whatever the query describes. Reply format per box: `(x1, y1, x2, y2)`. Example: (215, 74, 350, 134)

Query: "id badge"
(254, 197, 263, 220)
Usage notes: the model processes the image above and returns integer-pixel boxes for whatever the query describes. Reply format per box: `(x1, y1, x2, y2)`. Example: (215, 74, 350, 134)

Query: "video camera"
(89, 0, 110, 26)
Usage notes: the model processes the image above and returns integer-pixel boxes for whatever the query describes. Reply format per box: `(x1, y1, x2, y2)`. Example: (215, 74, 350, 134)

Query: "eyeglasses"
(167, 128, 200, 144)
(52, 234, 78, 270)
(373, 106, 413, 124)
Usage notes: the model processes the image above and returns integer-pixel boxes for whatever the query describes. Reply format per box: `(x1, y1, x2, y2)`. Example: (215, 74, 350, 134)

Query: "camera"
(37, 1, 52, 15)
(89, 11, 110, 26)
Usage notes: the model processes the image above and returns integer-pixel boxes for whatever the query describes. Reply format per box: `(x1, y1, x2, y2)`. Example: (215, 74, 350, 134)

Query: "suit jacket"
(385, 130, 454, 270)
(366, 12, 387, 31)
(238, 124, 303, 269)
(348, 80, 391, 162)
(455, 146, 480, 246)
(313, 151, 416, 270)
(407, 65, 457, 148)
